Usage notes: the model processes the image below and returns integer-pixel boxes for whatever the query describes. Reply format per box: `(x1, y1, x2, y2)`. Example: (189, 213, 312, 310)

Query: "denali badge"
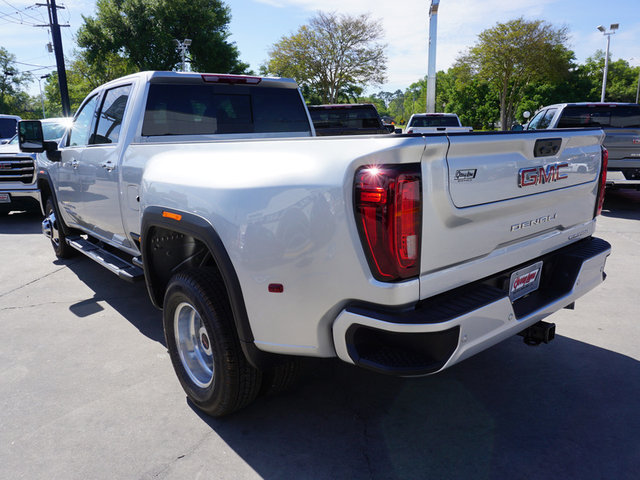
(454, 169, 477, 182)
(518, 162, 568, 187)
(511, 213, 557, 231)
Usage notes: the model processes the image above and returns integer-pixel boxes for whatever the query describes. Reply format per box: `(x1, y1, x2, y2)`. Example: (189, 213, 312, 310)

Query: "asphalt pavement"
(0, 190, 639, 480)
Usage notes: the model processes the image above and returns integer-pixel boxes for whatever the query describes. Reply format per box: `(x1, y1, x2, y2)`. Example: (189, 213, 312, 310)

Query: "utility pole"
(37, 0, 71, 116)
(426, 0, 440, 113)
(174, 39, 192, 72)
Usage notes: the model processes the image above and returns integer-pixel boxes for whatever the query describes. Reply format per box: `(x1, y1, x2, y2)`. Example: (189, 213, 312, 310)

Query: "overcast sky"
(1, 0, 639, 97)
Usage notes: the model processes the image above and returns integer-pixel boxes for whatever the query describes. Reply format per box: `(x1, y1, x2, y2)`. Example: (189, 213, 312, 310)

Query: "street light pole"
(426, 0, 440, 113)
(597, 23, 619, 102)
(38, 74, 50, 118)
(174, 38, 192, 72)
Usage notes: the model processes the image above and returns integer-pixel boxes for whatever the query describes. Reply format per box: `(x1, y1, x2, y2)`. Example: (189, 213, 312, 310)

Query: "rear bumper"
(332, 236, 611, 376)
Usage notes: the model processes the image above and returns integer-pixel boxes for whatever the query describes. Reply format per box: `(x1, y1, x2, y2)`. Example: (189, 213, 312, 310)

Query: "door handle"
(100, 161, 116, 172)
(70, 159, 79, 169)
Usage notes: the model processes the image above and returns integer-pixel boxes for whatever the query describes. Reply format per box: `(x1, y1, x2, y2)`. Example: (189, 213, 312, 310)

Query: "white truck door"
(78, 84, 132, 245)
(56, 94, 100, 227)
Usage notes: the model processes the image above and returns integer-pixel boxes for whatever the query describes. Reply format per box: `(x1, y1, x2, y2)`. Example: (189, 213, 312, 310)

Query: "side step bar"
(66, 235, 144, 283)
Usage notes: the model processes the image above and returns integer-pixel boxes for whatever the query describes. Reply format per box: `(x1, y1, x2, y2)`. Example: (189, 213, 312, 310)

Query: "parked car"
(405, 113, 473, 133)
(22, 71, 609, 417)
(521, 102, 640, 189)
(0, 117, 71, 215)
(0, 114, 21, 144)
(308, 103, 395, 135)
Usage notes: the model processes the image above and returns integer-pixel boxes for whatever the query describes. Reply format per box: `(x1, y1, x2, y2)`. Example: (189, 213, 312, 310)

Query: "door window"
(537, 108, 557, 129)
(527, 110, 547, 130)
(91, 85, 132, 144)
(68, 95, 99, 146)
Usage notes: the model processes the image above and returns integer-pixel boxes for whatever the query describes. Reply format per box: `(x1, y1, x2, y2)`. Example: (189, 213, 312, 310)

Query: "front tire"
(44, 197, 75, 259)
(163, 269, 262, 417)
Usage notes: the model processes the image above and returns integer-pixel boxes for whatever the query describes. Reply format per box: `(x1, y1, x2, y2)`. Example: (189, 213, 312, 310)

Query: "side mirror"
(19, 121, 45, 152)
(394, 128, 402, 134)
(385, 124, 395, 133)
(511, 124, 524, 131)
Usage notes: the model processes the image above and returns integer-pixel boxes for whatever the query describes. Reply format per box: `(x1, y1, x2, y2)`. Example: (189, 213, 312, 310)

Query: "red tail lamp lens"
(355, 165, 422, 281)
(595, 147, 608, 217)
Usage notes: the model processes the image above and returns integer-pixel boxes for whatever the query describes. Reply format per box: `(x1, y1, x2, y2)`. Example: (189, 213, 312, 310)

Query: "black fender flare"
(141, 206, 279, 370)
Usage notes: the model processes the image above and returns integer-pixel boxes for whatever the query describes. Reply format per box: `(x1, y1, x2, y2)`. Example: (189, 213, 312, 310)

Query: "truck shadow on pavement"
(0, 209, 43, 234)
(602, 189, 640, 220)
(64, 258, 165, 345)
(193, 336, 639, 480)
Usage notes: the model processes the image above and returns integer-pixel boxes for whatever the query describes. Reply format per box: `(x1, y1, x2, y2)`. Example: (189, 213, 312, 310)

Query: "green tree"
(581, 51, 640, 102)
(264, 11, 387, 103)
(436, 66, 500, 130)
(77, 0, 248, 74)
(0, 47, 32, 115)
(44, 51, 137, 117)
(459, 18, 572, 130)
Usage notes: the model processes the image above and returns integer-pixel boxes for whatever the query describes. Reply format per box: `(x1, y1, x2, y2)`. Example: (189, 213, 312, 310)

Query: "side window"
(526, 110, 546, 130)
(68, 95, 99, 146)
(538, 108, 557, 129)
(91, 85, 132, 145)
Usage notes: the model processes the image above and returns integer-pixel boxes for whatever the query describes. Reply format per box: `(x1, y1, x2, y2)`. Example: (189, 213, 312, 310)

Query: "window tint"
(526, 110, 547, 130)
(92, 85, 131, 144)
(536, 108, 557, 129)
(557, 105, 640, 128)
(409, 116, 459, 127)
(309, 106, 382, 129)
(142, 84, 311, 136)
(0, 118, 18, 138)
(69, 95, 99, 146)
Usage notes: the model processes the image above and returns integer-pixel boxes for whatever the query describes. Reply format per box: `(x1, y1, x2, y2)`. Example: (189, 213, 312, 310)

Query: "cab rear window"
(557, 105, 640, 128)
(409, 116, 459, 127)
(142, 84, 311, 136)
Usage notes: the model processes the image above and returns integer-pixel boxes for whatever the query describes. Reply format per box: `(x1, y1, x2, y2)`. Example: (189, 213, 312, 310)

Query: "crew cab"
(524, 102, 640, 189)
(20, 71, 610, 416)
(405, 113, 473, 133)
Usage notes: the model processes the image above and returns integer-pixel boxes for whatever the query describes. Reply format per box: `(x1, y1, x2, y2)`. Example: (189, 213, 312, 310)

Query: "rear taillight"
(595, 147, 608, 217)
(354, 164, 422, 281)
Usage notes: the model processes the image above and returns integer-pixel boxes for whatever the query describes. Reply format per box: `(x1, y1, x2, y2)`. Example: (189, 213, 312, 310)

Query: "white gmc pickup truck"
(19, 71, 611, 416)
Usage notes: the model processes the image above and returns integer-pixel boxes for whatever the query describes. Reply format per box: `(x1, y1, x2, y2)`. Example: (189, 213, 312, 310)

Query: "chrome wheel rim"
(174, 302, 214, 388)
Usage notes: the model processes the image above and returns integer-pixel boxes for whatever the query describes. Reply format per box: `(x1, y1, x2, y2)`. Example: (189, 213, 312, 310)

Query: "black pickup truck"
(308, 103, 394, 136)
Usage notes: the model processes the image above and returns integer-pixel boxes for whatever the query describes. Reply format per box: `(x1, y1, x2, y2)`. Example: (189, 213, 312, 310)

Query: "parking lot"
(0, 190, 639, 480)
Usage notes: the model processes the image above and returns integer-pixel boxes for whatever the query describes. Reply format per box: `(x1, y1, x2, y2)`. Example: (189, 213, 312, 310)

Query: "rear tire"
(260, 359, 303, 396)
(163, 268, 262, 417)
(45, 197, 75, 259)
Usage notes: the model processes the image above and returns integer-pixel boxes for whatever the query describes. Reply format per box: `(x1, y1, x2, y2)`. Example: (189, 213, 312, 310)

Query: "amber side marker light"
(162, 211, 182, 221)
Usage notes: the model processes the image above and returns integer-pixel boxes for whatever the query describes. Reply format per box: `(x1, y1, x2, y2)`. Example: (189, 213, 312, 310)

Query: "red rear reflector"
(162, 211, 182, 221)
(268, 283, 284, 293)
(595, 147, 608, 217)
(354, 164, 422, 281)
(201, 74, 262, 85)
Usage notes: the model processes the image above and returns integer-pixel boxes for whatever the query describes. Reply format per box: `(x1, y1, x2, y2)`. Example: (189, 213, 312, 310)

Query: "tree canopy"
(457, 18, 572, 130)
(264, 11, 387, 104)
(0, 47, 32, 116)
(77, 0, 248, 74)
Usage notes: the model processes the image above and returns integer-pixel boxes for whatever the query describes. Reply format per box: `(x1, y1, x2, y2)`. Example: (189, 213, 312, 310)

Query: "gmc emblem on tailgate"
(518, 162, 568, 187)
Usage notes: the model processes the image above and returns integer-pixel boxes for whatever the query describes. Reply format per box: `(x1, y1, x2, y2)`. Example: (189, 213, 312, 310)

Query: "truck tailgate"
(419, 129, 604, 298)
(603, 128, 640, 162)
